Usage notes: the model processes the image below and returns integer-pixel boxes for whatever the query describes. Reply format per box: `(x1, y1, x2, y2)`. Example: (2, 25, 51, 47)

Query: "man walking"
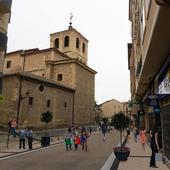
(27, 127, 33, 150)
(19, 127, 26, 149)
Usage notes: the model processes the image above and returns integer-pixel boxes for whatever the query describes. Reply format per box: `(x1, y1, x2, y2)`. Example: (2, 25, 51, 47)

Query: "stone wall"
(0, 74, 74, 129)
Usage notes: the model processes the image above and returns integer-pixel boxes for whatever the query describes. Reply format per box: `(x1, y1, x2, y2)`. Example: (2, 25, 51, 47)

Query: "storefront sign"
(153, 106, 161, 113)
(148, 98, 158, 107)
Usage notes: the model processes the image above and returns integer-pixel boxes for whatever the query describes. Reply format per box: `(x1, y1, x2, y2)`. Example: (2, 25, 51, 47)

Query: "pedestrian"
(64, 127, 72, 151)
(11, 118, 17, 137)
(73, 127, 80, 150)
(89, 127, 92, 134)
(133, 127, 138, 142)
(150, 126, 159, 168)
(19, 126, 26, 149)
(27, 127, 33, 150)
(140, 127, 146, 151)
(7, 118, 12, 133)
(101, 122, 107, 141)
(126, 127, 130, 138)
(80, 126, 89, 152)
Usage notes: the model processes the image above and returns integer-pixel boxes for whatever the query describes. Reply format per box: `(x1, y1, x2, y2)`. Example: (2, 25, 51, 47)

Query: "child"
(64, 127, 72, 151)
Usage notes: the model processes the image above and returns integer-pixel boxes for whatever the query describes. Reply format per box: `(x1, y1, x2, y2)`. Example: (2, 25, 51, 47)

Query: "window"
(76, 38, 79, 48)
(6, 61, 11, 68)
(29, 97, 33, 105)
(64, 36, 69, 47)
(57, 74, 63, 81)
(64, 102, 67, 108)
(47, 100, 51, 107)
(82, 43, 85, 53)
(54, 38, 59, 48)
(39, 85, 44, 92)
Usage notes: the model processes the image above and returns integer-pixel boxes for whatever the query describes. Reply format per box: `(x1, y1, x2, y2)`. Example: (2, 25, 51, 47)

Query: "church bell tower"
(50, 15, 88, 65)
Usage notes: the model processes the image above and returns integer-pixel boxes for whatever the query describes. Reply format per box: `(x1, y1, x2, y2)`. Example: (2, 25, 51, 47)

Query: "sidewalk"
(118, 135, 169, 170)
(0, 134, 64, 158)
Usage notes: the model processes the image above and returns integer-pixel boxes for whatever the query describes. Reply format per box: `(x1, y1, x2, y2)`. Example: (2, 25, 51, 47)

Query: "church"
(0, 23, 96, 129)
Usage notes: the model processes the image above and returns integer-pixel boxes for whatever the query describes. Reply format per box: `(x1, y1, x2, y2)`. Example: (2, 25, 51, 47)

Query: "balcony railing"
(0, 0, 12, 13)
(0, 31, 7, 51)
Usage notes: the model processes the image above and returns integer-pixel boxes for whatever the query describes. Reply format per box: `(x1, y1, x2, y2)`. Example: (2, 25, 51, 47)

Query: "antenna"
(69, 12, 73, 29)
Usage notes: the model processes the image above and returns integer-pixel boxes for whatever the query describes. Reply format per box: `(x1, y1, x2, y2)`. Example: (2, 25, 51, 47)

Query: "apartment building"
(0, 0, 12, 95)
(128, 0, 170, 167)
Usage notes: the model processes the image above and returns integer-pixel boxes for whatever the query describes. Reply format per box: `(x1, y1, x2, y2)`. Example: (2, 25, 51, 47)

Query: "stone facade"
(1, 27, 96, 128)
(99, 99, 124, 120)
(0, 73, 74, 129)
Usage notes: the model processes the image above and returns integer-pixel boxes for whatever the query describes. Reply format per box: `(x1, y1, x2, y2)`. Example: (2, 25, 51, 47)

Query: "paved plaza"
(0, 130, 119, 170)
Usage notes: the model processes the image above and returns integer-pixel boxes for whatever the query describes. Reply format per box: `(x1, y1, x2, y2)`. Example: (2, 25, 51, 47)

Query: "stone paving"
(118, 135, 169, 170)
(0, 133, 64, 158)
(0, 130, 119, 170)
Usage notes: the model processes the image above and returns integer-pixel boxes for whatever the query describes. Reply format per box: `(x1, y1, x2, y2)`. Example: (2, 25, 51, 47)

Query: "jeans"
(19, 139, 25, 149)
(11, 127, 16, 137)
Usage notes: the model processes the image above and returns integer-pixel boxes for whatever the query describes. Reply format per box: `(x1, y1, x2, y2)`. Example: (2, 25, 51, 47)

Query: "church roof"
(4, 72, 75, 92)
(46, 59, 97, 74)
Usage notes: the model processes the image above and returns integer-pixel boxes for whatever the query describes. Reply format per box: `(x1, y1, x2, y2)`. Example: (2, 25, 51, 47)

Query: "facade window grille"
(47, 100, 51, 107)
(64, 36, 69, 47)
(6, 61, 11, 68)
(76, 38, 79, 48)
(57, 74, 63, 81)
(55, 38, 59, 48)
(29, 97, 33, 105)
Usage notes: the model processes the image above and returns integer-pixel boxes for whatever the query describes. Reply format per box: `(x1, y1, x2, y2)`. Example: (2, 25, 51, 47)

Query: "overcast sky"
(7, 0, 131, 104)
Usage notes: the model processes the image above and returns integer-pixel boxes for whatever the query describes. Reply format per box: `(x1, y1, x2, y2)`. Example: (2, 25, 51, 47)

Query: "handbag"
(155, 153, 163, 161)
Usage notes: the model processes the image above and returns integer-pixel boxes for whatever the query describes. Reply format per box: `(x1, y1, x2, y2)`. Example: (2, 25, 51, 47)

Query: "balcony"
(0, 0, 12, 13)
(135, 1, 170, 100)
(0, 31, 7, 51)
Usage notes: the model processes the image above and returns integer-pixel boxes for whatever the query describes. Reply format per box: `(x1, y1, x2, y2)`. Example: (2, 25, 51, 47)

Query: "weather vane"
(69, 12, 73, 29)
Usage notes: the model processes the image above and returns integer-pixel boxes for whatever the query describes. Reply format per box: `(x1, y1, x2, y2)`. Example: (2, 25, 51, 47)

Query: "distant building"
(0, 0, 12, 94)
(0, 25, 96, 129)
(99, 99, 124, 121)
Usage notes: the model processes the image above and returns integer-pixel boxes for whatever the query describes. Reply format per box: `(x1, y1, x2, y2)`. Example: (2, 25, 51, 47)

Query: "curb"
(0, 140, 64, 160)
(101, 138, 127, 170)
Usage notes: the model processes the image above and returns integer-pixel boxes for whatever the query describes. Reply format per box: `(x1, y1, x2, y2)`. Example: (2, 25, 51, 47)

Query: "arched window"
(82, 43, 85, 53)
(54, 38, 59, 48)
(76, 38, 79, 48)
(64, 36, 69, 47)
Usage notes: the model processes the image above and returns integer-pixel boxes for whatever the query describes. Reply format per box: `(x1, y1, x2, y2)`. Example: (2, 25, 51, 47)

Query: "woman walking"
(140, 127, 146, 150)
(150, 126, 159, 168)
(80, 126, 89, 152)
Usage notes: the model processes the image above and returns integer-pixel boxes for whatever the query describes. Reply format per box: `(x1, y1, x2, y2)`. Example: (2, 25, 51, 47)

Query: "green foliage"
(41, 111, 53, 124)
(111, 111, 130, 131)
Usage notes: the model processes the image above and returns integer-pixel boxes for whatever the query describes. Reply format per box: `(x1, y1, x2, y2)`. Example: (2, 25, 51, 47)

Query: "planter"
(114, 147, 130, 161)
(41, 136, 50, 147)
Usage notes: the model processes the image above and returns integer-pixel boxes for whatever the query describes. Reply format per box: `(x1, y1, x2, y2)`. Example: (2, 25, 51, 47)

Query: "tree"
(40, 111, 53, 135)
(111, 111, 130, 147)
